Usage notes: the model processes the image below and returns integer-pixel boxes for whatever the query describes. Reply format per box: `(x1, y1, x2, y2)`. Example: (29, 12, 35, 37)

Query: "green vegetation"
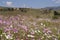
(0, 6, 60, 40)
(0, 7, 60, 19)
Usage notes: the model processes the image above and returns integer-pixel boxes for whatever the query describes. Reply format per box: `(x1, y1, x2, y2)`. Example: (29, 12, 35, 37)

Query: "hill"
(45, 6, 60, 11)
(0, 6, 60, 19)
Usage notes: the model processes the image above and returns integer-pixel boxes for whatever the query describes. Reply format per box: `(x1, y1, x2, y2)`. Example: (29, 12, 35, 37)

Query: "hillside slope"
(0, 6, 60, 19)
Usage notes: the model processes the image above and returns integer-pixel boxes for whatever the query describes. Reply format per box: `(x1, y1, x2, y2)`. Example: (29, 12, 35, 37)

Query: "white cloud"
(52, 0, 60, 3)
(21, 4, 30, 8)
(55, 0, 60, 3)
(6, 1, 12, 6)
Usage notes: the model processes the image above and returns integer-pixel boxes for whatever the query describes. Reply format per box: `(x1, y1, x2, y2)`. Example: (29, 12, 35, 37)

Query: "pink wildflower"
(0, 19, 3, 24)
(13, 28, 18, 33)
(43, 28, 52, 34)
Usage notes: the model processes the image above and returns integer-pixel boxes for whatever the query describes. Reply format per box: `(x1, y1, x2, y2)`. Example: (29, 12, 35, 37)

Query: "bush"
(52, 15, 58, 19)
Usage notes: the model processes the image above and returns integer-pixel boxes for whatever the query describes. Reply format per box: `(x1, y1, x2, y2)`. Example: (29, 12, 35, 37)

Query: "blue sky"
(0, 0, 60, 8)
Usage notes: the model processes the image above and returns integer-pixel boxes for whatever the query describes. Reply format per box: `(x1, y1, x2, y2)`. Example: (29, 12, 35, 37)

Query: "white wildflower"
(5, 34, 13, 39)
(21, 39, 24, 40)
(30, 28, 35, 34)
(0, 34, 3, 37)
(2, 33, 6, 35)
(41, 23, 43, 26)
(43, 24, 45, 27)
(37, 30, 41, 33)
(44, 33, 47, 36)
(47, 35, 52, 38)
(27, 34, 35, 38)
(35, 30, 37, 33)
(10, 25, 13, 28)
(54, 38, 58, 40)
(41, 36, 44, 39)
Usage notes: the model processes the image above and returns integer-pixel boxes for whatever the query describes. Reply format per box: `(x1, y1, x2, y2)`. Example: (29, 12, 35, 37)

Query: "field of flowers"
(0, 14, 60, 40)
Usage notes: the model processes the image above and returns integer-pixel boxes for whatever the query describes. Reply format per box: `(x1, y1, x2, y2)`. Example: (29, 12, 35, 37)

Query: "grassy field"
(0, 8, 60, 40)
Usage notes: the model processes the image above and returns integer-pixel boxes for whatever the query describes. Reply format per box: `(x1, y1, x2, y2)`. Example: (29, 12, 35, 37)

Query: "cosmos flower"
(13, 28, 18, 33)
(5, 34, 13, 39)
(4, 26, 12, 33)
(18, 25, 28, 32)
(41, 23, 43, 26)
(30, 29, 35, 34)
(43, 28, 52, 34)
(27, 34, 35, 38)
(0, 19, 3, 24)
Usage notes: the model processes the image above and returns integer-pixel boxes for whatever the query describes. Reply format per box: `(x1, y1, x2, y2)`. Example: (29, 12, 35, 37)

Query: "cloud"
(23, 4, 26, 7)
(21, 4, 31, 8)
(6, 1, 12, 6)
(52, 0, 60, 3)
(55, 0, 60, 3)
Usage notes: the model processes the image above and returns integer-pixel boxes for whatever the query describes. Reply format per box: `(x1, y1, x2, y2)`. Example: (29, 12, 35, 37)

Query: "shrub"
(52, 15, 58, 19)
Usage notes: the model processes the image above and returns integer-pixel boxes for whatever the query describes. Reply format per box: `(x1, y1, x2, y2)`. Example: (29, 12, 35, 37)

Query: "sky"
(0, 0, 60, 8)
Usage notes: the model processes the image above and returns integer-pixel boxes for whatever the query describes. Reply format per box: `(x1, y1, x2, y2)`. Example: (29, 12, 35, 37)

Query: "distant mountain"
(0, 6, 60, 11)
(45, 6, 60, 11)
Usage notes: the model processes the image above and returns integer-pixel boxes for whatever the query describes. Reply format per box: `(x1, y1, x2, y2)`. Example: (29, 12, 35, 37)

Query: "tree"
(54, 11, 58, 15)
